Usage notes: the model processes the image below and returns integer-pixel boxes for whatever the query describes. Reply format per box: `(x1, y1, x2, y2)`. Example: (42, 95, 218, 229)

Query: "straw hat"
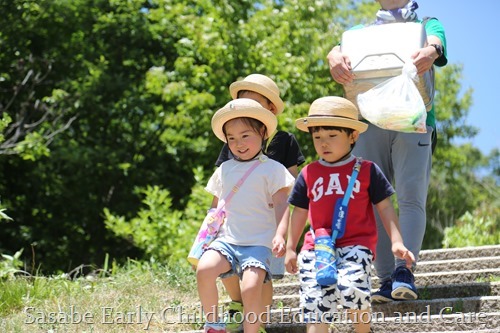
(211, 98, 278, 142)
(296, 96, 368, 133)
(229, 74, 285, 114)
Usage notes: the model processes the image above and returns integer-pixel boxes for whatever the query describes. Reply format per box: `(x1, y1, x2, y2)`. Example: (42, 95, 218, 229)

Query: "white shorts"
(298, 245, 373, 323)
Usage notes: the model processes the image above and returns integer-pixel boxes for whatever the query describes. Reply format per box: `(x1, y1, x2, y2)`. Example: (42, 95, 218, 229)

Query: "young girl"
(214, 74, 305, 331)
(197, 98, 295, 333)
(286, 96, 414, 333)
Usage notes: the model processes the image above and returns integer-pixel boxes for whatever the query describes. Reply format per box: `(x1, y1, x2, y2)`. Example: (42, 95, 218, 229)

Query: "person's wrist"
(429, 43, 443, 59)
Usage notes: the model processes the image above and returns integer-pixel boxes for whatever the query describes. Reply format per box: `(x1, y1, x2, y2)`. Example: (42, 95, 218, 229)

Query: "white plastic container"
(341, 22, 434, 115)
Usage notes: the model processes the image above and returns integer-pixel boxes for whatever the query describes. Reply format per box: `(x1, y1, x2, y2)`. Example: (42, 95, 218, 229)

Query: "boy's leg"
(197, 249, 232, 323)
(221, 275, 242, 303)
(336, 246, 373, 333)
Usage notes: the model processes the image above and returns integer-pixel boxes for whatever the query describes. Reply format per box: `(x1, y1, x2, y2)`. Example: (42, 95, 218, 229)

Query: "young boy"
(215, 74, 304, 331)
(284, 96, 415, 333)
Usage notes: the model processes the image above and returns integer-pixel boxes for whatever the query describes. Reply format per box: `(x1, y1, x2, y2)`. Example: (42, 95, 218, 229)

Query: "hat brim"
(212, 105, 278, 142)
(230, 81, 285, 114)
(295, 116, 368, 133)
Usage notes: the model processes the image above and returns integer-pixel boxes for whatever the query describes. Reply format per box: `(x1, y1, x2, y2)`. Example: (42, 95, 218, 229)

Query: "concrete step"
(273, 256, 500, 285)
(415, 256, 500, 273)
(272, 269, 500, 296)
(419, 245, 500, 261)
(271, 282, 500, 309)
(262, 311, 500, 333)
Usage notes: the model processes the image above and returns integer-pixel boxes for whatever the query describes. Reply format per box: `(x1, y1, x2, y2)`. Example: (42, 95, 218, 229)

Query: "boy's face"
(225, 118, 264, 161)
(312, 128, 358, 163)
(238, 91, 278, 115)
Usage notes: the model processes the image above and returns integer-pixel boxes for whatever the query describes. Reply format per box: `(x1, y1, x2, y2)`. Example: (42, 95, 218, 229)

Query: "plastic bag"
(357, 63, 427, 133)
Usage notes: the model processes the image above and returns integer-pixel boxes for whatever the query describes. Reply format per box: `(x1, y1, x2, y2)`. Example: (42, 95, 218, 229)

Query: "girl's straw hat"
(211, 98, 278, 142)
(229, 74, 285, 114)
(296, 96, 368, 133)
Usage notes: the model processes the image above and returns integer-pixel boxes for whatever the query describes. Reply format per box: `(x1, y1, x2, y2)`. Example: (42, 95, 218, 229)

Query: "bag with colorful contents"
(187, 208, 225, 266)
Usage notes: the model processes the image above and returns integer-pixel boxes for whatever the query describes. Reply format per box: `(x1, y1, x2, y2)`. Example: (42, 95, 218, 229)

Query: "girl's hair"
(222, 117, 267, 140)
(309, 125, 354, 135)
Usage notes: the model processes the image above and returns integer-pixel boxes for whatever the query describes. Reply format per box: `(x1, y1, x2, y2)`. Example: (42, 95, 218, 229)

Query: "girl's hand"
(272, 235, 286, 258)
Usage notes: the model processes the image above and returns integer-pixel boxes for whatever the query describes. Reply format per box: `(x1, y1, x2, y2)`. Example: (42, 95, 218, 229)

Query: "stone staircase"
(186, 245, 500, 332)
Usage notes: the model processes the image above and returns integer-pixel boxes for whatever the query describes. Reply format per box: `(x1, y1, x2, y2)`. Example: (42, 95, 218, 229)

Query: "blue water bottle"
(314, 228, 337, 286)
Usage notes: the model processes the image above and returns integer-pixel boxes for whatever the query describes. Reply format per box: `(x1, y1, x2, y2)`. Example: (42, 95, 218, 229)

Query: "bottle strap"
(310, 157, 362, 239)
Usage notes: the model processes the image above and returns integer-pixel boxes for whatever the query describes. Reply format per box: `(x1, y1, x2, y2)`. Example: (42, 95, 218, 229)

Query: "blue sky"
(418, 1, 499, 154)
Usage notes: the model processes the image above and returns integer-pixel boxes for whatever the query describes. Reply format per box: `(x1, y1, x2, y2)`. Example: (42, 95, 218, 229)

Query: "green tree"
(0, 0, 497, 272)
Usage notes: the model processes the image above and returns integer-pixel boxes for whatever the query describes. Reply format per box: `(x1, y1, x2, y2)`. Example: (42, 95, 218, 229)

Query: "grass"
(0, 259, 208, 333)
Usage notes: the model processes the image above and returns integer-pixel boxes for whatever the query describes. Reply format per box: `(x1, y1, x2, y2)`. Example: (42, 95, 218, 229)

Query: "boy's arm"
(375, 197, 415, 267)
(285, 206, 308, 274)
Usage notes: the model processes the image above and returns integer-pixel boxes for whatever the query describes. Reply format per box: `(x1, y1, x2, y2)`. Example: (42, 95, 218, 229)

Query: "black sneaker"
(371, 279, 393, 303)
(391, 266, 418, 300)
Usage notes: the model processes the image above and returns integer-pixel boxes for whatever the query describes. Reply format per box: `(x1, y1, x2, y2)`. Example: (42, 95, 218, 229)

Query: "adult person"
(326, 0, 447, 302)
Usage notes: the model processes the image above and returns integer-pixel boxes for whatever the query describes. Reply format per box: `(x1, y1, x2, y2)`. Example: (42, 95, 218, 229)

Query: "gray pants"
(353, 124, 433, 282)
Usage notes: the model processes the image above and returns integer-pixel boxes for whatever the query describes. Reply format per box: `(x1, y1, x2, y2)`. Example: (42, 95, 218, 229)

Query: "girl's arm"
(210, 196, 218, 209)
(272, 187, 291, 257)
(375, 197, 415, 267)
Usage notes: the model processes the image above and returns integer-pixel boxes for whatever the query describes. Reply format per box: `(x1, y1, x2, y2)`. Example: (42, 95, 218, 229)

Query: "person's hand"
(285, 249, 298, 274)
(327, 46, 355, 84)
(392, 242, 416, 269)
(272, 235, 286, 258)
(411, 45, 438, 76)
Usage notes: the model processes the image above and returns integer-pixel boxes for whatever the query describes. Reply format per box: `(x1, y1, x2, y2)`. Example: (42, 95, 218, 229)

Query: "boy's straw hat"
(229, 74, 285, 114)
(211, 98, 278, 142)
(296, 96, 368, 133)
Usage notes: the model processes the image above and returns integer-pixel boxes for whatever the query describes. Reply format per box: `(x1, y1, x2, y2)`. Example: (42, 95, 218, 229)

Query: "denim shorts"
(208, 239, 272, 282)
(298, 245, 373, 323)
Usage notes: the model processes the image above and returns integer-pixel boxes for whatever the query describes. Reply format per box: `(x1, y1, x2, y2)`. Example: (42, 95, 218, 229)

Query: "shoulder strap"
(216, 158, 263, 212)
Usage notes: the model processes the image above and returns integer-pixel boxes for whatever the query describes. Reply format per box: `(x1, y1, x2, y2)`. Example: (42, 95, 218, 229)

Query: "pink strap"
(215, 158, 263, 213)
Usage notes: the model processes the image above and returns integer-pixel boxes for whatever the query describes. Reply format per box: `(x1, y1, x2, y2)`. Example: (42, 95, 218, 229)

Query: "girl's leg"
(348, 309, 371, 333)
(240, 266, 266, 333)
(197, 249, 232, 323)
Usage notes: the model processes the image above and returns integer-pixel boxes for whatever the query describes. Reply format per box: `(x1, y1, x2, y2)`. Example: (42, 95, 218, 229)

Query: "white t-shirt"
(205, 155, 295, 249)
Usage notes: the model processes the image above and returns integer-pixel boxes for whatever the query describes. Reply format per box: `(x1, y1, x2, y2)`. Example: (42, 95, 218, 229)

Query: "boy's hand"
(392, 242, 416, 269)
(285, 250, 298, 274)
(272, 235, 286, 258)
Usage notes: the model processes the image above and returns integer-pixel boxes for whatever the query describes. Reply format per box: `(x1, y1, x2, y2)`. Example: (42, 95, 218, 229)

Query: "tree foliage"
(0, 0, 497, 272)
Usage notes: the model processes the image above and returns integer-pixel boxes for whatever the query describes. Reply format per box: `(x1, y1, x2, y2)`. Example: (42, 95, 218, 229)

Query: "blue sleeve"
(369, 163, 395, 205)
(288, 171, 309, 209)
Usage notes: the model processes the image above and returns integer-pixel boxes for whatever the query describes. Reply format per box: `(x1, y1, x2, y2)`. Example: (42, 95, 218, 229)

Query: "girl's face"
(225, 118, 265, 161)
(312, 128, 358, 163)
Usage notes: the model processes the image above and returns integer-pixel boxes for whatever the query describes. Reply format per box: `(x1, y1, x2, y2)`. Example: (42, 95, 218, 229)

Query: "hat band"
(308, 114, 355, 120)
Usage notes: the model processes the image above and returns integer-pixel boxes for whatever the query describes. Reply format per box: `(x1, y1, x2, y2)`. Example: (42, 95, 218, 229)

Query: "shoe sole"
(391, 286, 418, 300)
(371, 295, 393, 303)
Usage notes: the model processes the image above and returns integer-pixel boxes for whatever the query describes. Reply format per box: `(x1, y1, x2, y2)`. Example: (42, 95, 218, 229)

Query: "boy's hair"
(309, 125, 354, 135)
(237, 90, 273, 106)
(222, 117, 267, 139)
(309, 126, 357, 148)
